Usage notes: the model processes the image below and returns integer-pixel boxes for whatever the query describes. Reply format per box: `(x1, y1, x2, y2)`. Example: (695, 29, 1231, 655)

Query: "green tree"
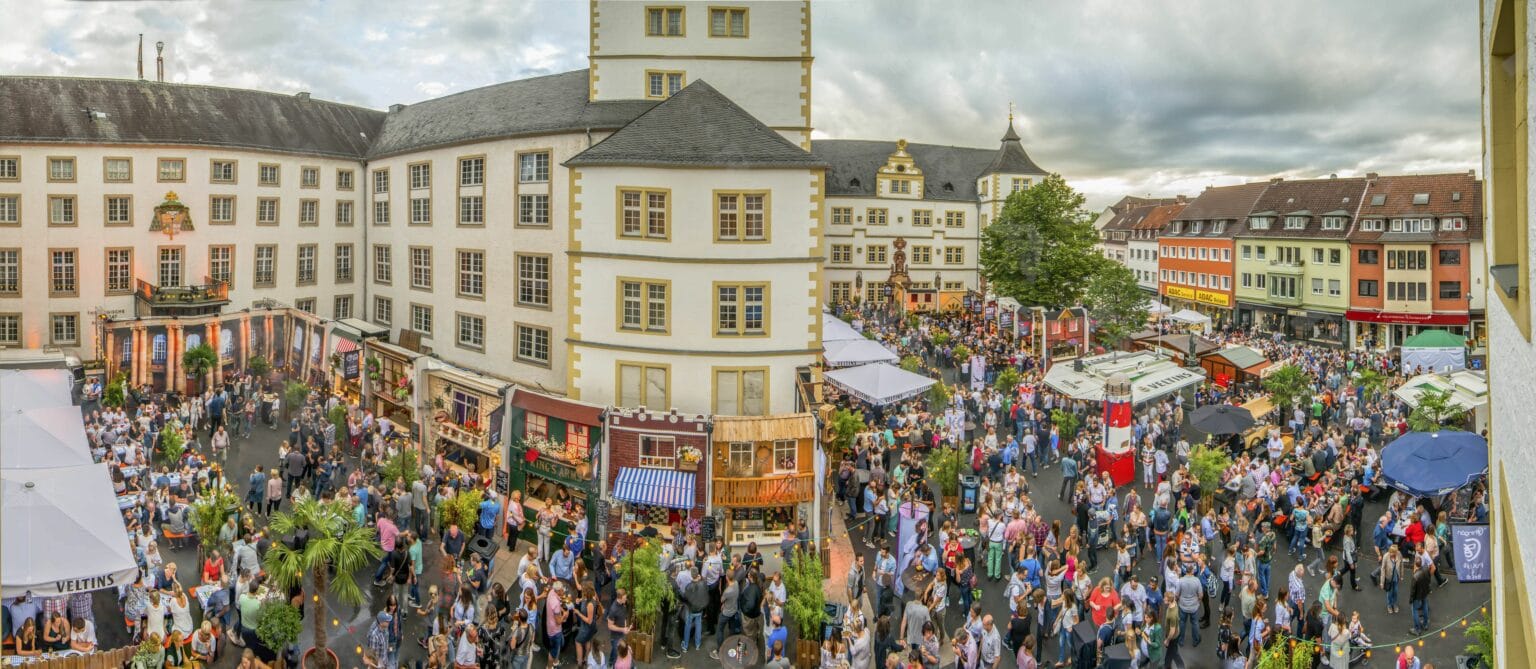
(927, 382, 952, 410)
(247, 355, 271, 378)
(189, 487, 240, 559)
(1261, 364, 1313, 422)
(102, 373, 128, 409)
(930, 330, 951, 347)
(979, 174, 1104, 308)
(926, 446, 963, 498)
(952, 343, 972, 363)
(1354, 368, 1389, 403)
(616, 539, 675, 635)
(438, 487, 483, 531)
(994, 367, 1022, 394)
(157, 425, 185, 466)
(899, 355, 923, 373)
(782, 545, 826, 641)
(283, 381, 310, 419)
(254, 600, 303, 665)
(1050, 408, 1081, 441)
(1188, 444, 1232, 501)
(1083, 263, 1150, 351)
(327, 404, 349, 440)
(1465, 614, 1495, 668)
(182, 344, 218, 393)
(1408, 387, 1466, 432)
(262, 498, 382, 669)
(380, 446, 421, 488)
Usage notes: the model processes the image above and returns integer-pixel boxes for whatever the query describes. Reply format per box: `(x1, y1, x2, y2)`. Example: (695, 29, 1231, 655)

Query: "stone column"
(168, 322, 183, 394)
(131, 327, 144, 387)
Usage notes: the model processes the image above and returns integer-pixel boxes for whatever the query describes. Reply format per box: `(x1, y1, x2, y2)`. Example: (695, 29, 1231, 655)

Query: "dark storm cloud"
(0, 0, 1478, 208)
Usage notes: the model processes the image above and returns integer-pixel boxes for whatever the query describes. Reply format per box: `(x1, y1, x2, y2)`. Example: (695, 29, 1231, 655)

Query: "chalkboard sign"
(487, 405, 505, 449)
(494, 469, 510, 495)
(341, 350, 361, 380)
(594, 499, 611, 532)
(1451, 524, 1490, 583)
(700, 516, 717, 542)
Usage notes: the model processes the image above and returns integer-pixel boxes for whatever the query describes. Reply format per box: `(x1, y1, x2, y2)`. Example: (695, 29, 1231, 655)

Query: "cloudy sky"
(2, 0, 1479, 209)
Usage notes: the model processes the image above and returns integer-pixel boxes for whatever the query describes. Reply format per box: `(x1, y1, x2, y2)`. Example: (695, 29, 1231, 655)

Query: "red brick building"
(603, 408, 711, 533)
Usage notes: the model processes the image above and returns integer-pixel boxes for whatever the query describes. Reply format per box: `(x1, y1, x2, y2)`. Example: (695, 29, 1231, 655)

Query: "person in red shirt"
(1087, 577, 1120, 628)
(1403, 518, 1426, 547)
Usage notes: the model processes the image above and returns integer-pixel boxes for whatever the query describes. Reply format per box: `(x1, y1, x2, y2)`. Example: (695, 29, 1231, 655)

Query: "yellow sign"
(1165, 286, 1195, 300)
(1195, 290, 1231, 307)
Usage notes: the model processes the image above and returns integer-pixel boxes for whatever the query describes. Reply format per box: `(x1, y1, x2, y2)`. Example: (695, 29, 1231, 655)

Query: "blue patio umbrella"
(1379, 431, 1489, 497)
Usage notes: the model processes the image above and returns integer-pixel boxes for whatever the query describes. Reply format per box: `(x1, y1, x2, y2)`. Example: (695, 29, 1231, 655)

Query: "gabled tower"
(588, 0, 813, 148)
(976, 114, 1049, 228)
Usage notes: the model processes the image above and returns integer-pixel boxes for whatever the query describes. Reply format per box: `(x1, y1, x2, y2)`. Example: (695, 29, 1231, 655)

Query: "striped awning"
(611, 467, 696, 510)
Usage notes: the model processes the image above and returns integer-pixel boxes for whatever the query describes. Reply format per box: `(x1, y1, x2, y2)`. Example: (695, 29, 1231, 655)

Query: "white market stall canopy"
(823, 338, 900, 368)
(0, 369, 74, 410)
(0, 406, 95, 469)
(3, 464, 139, 598)
(1145, 299, 1172, 316)
(1393, 370, 1488, 414)
(1167, 309, 1211, 325)
(824, 362, 937, 406)
(823, 316, 865, 342)
(1400, 329, 1467, 373)
(1043, 350, 1206, 404)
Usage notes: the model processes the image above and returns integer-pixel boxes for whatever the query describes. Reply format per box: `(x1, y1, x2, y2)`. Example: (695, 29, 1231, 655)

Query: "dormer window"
(1248, 217, 1272, 230)
(943, 182, 954, 193)
(1211, 221, 1226, 234)
(1412, 193, 1430, 205)
(1441, 217, 1466, 231)
(849, 178, 861, 189)
(1284, 216, 1307, 229)
(1360, 219, 1383, 232)
(1170, 221, 1183, 234)
(1320, 216, 1345, 230)
(887, 179, 912, 194)
(1190, 221, 1203, 234)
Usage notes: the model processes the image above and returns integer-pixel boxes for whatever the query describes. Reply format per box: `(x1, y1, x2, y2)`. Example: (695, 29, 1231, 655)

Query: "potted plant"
(1465, 614, 1495, 668)
(927, 382, 951, 411)
(926, 446, 962, 509)
(616, 539, 673, 662)
(102, 372, 128, 409)
(437, 488, 483, 532)
(182, 344, 218, 395)
(364, 356, 381, 382)
(393, 376, 412, 403)
(157, 425, 186, 466)
(1261, 364, 1312, 433)
(1050, 408, 1081, 441)
(827, 408, 865, 461)
(130, 634, 164, 669)
(380, 447, 421, 488)
(283, 381, 310, 420)
(189, 487, 241, 559)
(899, 355, 923, 373)
(262, 498, 383, 669)
(677, 445, 702, 471)
(255, 600, 303, 668)
(248, 355, 272, 380)
(993, 367, 1022, 394)
(1188, 444, 1232, 512)
(783, 545, 826, 669)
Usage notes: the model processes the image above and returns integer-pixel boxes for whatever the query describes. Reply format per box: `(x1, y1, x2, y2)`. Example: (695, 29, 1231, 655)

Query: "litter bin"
(960, 475, 980, 513)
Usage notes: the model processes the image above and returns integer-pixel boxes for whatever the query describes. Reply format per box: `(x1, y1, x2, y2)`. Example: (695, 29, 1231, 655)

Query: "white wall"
(569, 165, 821, 415)
(1, 145, 361, 355)
(824, 194, 982, 300)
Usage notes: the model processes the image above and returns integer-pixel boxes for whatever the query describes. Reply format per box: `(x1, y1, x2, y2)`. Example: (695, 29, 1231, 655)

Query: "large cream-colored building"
(0, 0, 1050, 416)
(1481, 0, 1536, 663)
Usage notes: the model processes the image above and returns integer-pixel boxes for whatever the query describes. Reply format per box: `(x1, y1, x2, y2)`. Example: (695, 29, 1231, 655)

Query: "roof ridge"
(4, 74, 386, 115)
(388, 68, 589, 109)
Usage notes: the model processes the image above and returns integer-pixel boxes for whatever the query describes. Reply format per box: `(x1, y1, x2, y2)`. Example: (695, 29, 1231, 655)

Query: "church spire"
(1002, 103, 1021, 143)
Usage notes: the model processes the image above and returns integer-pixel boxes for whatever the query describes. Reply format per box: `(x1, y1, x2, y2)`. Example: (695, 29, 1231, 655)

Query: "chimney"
(155, 41, 165, 82)
(295, 91, 310, 101)
(137, 34, 144, 80)
(1329, 173, 1337, 179)
(1366, 172, 1379, 180)
(389, 103, 407, 113)
(1269, 177, 1283, 184)
(1468, 169, 1477, 177)
(1175, 194, 1187, 204)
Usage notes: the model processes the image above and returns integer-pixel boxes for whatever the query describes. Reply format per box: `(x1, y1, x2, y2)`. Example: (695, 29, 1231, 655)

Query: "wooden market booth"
(1201, 345, 1272, 389)
(505, 389, 604, 550)
(709, 414, 820, 548)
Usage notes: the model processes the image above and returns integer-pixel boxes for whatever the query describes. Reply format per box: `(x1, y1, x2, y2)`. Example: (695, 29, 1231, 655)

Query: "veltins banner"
(1450, 524, 1490, 583)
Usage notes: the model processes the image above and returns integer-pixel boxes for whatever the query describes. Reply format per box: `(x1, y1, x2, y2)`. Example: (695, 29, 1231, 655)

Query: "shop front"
(1200, 345, 1270, 389)
(1288, 310, 1347, 346)
(1344, 309, 1478, 351)
(362, 340, 419, 440)
(709, 414, 821, 549)
(603, 409, 710, 535)
(424, 367, 508, 480)
(1163, 285, 1233, 329)
(104, 308, 296, 393)
(327, 319, 387, 404)
(506, 389, 604, 551)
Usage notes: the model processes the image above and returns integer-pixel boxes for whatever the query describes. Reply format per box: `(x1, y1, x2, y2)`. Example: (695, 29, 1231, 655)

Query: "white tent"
(2, 464, 139, 598)
(1042, 350, 1206, 404)
(0, 369, 74, 410)
(823, 338, 900, 368)
(823, 316, 865, 342)
(1394, 370, 1489, 433)
(0, 406, 95, 469)
(824, 362, 937, 405)
(1145, 299, 1172, 316)
(1167, 308, 1211, 334)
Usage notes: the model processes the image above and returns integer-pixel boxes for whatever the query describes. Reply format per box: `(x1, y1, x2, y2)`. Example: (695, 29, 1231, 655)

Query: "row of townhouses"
(0, 1, 1049, 548)
(1097, 172, 1486, 350)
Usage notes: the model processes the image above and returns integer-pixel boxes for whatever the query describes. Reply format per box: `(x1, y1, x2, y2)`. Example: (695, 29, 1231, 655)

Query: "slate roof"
(565, 80, 823, 169)
(1349, 172, 1483, 243)
(983, 120, 1048, 175)
(1236, 176, 1369, 240)
(1164, 182, 1271, 239)
(369, 69, 655, 159)
(1102, 204, 1155, 233)
(0, 76, 384, 159)
(814, 141, 995, 202)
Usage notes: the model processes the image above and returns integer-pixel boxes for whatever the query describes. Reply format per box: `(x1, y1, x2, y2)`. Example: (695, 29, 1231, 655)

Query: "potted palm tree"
(189, 488, 241, 559)
(783, 546, 826, 669)
(182, 344, 218, 396)
(615, 539, 672, 663)
(262, 497, 382, 669)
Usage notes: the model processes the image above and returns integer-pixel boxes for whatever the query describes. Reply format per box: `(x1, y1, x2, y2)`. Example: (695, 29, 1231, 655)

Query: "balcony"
(712, 473, 817, 507)
(133, 278, 230, 317)
(1266, 291, 1303, 307)
(436, 420, 488, 450)
(1266, 259, 1305, 275)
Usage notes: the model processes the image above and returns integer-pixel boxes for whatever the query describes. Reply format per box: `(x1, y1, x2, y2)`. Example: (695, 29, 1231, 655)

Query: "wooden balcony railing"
(712, 473, 817, 507)
(135, 276, 230, 305)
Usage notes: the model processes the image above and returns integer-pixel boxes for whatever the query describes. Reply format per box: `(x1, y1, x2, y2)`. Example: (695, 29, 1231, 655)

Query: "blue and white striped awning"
(611, 467, 696, 510)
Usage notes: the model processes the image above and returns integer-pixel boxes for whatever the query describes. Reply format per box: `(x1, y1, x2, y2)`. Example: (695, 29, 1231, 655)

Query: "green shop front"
(505, 389, 605, 552)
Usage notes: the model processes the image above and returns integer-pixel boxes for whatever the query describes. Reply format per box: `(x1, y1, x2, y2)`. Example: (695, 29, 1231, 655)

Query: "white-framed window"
(337, 169, 354, 190)
(50, 249, 77, 295)
(646, 6, 685, 36)
(1221, 276, 1231, 290)
(458, 250, 485, 297)
(257, 197, 278, 225)
(211, 195, 235, 224)
(715, 283, 765, 335)
(208, 245, 233, 287)
(106, 196, 132, 225)
(295, 298, 316, 314)
(519, 152, 550, 183)
(646, 70, 686, 98)
(639, 435, 677, 469)
(253, 245, 275, 287)
(158, 247, 183, 287)
(1313, 248, 1325, 264)
(373, 245, 392, 284)
(50, 313, 78, 345)
(1284, 216, 1306, 229)
(709, 7, 747, 37)
(459, 157, 484, 187)
(334, 295, 353, 319)
(49, 196, 75, 226)
(299, 199, 318, 225)
(410, 304, 433, 335)
(716, 192, 767, 241)
(373, 200, 390, 225)
(300, 166, 320, 188)
(773, 439, 798, 473)
(1328, 279, 1341, 296)
(48, 157, 75, 182)
(0, 157, 20, 181)
(336, 200, 354, 226)
(373, 296, 392, 325)
(516, 254, 551, 307)
(335, 244, 354, 282)
(1190, 221, 1203, 234)
(373, 169, 389, 194)
(516, 324, 551, 365)
(0, 315, 18, 345)
(525, 413, 548, 438)
(104, 157, 132, 182)
(1441, 217, 1466, 231)
(296, 244, 316, 285)
(409, 247, 433, 290)
(620, 189, 669, 238)
(0, 195, 16, 225)
(106, 248, 133, 293)
(409, 163, 431, 190)
(456, 313, 485, 350)
(459, 196, 483, 225)
(519, 194, 550, 226)
(1221, 248, 1231, 261)
(1248, 217, 1271, 230)
(727, 442, 753, 473)
(410, 197, 431, 225)
(257, 163, 279, 186)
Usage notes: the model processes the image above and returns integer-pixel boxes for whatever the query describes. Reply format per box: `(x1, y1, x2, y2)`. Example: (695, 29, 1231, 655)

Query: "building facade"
(1346, 172, 1486, 349)
(1480, 0, 1536, 664)
(1128, 200, 1185, 293)
(1157, 182, 1269, 325)
(1232, 176, 1368, 346)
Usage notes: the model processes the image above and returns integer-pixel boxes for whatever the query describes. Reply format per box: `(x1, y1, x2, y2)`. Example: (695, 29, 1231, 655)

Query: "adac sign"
(1195, 290, 1230, 307)
(1165, 286, 1195, 300)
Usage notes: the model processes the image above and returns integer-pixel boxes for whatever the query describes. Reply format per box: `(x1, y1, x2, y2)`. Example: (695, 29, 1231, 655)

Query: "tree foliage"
(1083, 262, 1150, 350)
(1050, 408, 1081, 441)
(437, 487, 483, 531)
(926, 445, 963, 497)
(262, 497, 381, 665)
(979, 174, 1105, 308)
(616, 539, 674, 633)
(1261, 364, 1313, 419)
(993, 367, 1022, 394)
(782, 545, 826, 640)
(380, 446, 421, 488)
(899, 355, 922, 373)
(247, 355, 271, 378)
(157, 425, 185, 466)
(255, 600, 303, 658)
(1408, 387, 1466, 432)
(1189, 444, 1232, 499)
(189, 487, 240, 558)
(1353, 368, 1389, 402)
(182, 344, 218, 385)
(827, 408, 865, 460)
(102, 373, 128, 409)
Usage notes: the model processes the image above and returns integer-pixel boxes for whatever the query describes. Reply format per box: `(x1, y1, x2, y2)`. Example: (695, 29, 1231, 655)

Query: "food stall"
(1200, 345, 1272, 389)
(423, 365, 508, 479)
(328, 318, 387, 404)
(506, 389, 603, 549)
(603, 408, 709, 535)
(362, 340, 419, 438)
(709, 414, 820, 548)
